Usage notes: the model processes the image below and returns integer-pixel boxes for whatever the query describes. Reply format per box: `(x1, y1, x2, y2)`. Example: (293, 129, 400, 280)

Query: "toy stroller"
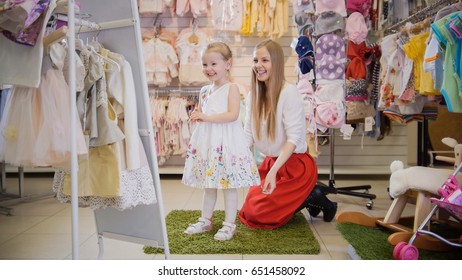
(393, 161, 462, 260)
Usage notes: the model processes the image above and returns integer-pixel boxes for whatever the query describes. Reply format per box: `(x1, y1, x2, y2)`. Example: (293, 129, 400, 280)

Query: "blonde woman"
(239, 39, 337, 229)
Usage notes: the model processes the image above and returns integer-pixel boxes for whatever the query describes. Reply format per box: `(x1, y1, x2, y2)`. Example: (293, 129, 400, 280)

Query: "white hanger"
(87, 43, 121, 72)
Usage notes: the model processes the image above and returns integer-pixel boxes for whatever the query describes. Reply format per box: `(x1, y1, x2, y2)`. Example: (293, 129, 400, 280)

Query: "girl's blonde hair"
(250, 39, 285, 141)
(202, 41, 233, 61)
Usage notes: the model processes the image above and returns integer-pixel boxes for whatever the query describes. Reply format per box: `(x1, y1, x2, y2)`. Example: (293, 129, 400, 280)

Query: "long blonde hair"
(250, 39, 285, 141)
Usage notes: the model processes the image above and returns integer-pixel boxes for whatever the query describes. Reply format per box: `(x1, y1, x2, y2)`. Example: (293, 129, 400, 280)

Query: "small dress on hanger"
(182, 83, 260, 189)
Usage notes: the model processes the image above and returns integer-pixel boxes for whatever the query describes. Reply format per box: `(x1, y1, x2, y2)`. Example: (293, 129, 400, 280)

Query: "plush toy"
(388, 160, 462, 199)
(436, 137, 462, 169)
(389, 137, 462, 198)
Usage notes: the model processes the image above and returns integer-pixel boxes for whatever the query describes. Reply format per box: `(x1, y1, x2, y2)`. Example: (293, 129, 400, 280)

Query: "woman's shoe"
(321, 201, 337, 222)
(306, 205, 321, 217)
(305, 185, 338, 222)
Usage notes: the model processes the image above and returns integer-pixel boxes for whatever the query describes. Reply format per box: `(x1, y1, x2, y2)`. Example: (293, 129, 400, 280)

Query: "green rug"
(144, 210, 320, 255)
(336, 222, 462, 260)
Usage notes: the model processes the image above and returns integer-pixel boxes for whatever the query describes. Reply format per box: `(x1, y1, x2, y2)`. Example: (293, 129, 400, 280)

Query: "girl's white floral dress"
(182, 83, 260, 189)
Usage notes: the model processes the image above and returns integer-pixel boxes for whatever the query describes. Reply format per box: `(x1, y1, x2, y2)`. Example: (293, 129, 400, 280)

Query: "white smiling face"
(252, 46, 272, 83)
(201, 52, 231, 84)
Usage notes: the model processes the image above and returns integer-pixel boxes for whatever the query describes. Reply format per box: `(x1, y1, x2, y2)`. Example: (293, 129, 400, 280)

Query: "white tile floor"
(0, 172, 416, 260)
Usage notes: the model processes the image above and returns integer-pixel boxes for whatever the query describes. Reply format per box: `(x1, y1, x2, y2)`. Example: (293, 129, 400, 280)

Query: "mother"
(238, 39, 337, 229)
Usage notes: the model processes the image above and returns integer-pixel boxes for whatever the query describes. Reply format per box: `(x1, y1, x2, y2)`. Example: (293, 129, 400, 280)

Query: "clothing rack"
(63, 0, 170, 259)
(382, 0, 456, 167)
(151, 88, 202, 96)
(318, 128, 376, 209)
(0, 164, 24, 216)
(384, 0, 456, 35)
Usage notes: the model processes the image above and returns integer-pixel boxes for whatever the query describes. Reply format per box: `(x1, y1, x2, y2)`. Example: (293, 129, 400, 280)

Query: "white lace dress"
(182, 83, 260, 189)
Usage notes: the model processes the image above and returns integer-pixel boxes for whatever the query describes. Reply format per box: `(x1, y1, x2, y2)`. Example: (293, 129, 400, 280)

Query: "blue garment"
(432, 12, 462, 112)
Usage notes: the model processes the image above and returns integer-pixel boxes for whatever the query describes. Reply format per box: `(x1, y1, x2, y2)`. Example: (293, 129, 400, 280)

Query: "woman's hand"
(262, 171, 276, 195)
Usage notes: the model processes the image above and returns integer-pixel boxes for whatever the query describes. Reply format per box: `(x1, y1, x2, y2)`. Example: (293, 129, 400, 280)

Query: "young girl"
(238, 39, 337, 229)
(181, 42, 260, 241)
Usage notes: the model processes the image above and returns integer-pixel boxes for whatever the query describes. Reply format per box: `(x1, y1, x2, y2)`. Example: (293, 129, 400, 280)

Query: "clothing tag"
(341, 124, 354, 140)
(365, 116, 375, 132)
(317, 124, 328, 133)
(234, 34, 241, 43)
(290, 38, 298, 49)
(308, 120, 316, 134)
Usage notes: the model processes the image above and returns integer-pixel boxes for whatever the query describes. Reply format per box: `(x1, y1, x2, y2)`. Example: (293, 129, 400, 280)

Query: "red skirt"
(238, 152, 317, 229)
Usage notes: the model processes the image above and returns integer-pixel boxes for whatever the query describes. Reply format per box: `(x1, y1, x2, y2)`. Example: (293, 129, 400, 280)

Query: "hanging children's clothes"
(176, 27, 210, 86)
(182, 83, 260, 189)
(33, 44, 88, 167)
(0, 40, 88, 168)
(53, 136, 157, 210)
(432, 12, 462, 113)
(0, 0, 57, 88)
(210, 0, 243, 31)
(403, 31, 439, 95)
(138, 0, 166, 15)
(0, 0, 52, 46)
(0, 86, 40, 167)
(52, 45, 158, 210)
(176, 0, 207, 17)
(105, 50, 141, 171)
(75, 42, 125, 148)
(142, 37, 179, 87)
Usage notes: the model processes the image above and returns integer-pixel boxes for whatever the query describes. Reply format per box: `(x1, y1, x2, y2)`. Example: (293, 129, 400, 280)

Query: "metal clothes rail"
(151, 88, 202, 96)
(0, 164, 24, 216)
(384, 0, 457, 35)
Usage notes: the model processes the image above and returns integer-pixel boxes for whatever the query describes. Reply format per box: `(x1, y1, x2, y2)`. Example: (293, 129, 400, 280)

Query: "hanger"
(43, 25, 68, 50)
(188, 18, 199, 44)
(87, 44, 121, 72)
(410, 21, 424, 34)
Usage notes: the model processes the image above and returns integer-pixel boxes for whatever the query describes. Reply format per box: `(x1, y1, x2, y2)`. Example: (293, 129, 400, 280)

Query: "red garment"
(346, 40, 372, 79)
(238, 153, 317, 229)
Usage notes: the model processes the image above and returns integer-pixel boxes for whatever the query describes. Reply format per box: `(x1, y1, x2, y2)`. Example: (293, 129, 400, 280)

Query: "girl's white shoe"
(213, 222, 236, 241)
(184, 217, 212, 235)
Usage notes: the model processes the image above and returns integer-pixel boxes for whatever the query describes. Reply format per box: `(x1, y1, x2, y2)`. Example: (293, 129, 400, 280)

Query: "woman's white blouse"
(244, 83, 307, 157)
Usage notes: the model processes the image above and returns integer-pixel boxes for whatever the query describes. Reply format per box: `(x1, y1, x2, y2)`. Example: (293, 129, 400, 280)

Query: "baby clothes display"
(138, 0, 167, 15)
(142, 37, 179, 87)
(0, 0, 52, 46)
(0, 0, 57, 88)
(49, 40, 157, 210)
(182, 83, 260, 189)
(0, 41, 88, 168)
(176, 27, 210, 86)
(176, 0, 207, 17)
(315, 0, 347, 17)
(150, 95, 193, 165)
(210, 0, 243, 31)
(314, 33, 347, 129)
(344, 10, 376, 124)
